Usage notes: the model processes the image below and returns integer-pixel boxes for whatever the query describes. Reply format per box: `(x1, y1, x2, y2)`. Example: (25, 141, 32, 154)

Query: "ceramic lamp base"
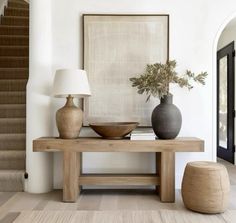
(56, 95, 83, 139)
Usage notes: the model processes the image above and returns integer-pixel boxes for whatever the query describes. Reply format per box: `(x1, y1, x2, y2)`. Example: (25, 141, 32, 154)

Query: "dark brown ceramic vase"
(151, 94, 182, 139)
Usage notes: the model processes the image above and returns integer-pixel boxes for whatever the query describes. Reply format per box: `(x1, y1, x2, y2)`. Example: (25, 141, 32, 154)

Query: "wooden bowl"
(89, 122, 139, 139)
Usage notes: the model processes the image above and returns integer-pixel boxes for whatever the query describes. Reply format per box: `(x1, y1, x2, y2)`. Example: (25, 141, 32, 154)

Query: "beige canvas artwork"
(83, 15, 169, 126)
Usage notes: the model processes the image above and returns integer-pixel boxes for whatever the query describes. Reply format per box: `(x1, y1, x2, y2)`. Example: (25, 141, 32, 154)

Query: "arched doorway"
(214, 14, 236, 164)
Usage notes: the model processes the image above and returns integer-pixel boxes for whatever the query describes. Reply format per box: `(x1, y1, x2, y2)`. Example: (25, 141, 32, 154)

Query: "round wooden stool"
(181, 161, 230, 214)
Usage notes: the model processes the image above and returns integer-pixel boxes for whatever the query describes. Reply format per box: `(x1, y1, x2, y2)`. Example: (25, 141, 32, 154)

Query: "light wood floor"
(0, 159, 235, 222)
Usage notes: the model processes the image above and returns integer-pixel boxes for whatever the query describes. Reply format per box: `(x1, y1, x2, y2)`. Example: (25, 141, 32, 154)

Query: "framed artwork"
(83, 14, 169, 126)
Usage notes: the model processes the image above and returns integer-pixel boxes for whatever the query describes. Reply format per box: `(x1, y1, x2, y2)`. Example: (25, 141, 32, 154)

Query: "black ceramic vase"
(151, 95, 182, 139)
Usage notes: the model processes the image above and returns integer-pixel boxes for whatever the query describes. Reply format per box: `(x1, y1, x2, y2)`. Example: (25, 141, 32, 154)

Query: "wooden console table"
(33, 137, 204, 203)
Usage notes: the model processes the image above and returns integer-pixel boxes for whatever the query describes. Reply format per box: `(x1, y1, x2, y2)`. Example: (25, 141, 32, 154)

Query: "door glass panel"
(219, 56, 228, 149)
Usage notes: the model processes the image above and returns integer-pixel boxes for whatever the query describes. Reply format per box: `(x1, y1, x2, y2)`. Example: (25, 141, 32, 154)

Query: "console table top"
(33, 137, 204, 153)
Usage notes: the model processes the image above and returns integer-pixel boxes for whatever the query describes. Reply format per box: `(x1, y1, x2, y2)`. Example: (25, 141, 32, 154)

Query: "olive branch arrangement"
(130, 60, 208, 101)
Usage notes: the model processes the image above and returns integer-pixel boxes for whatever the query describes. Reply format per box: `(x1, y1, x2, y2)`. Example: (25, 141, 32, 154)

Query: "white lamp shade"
(53, 69, 91, 98)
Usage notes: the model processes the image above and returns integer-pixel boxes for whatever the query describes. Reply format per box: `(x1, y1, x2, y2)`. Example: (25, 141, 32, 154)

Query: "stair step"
(9, 0, 28, 3)
(0, 68, 28, 79)
(0, 46, 28, 56)
(1, 16, 29, 26)
(0, 170, 24, 191)
(0, 56, 28, 68)
(0, 25, 28, 35)
(0, 118, 25, 133)
(0, 91, 26, 104)
(0, 104, 25, 118)
(8, 1, 28, 9)
(0, 150, 25, 160)
(0, 133, 25, 150)
(0, 35, 28, 45)
(5, 7, 29, 17)
(0, 150, 25, 170)
(0, 79, 27, 91)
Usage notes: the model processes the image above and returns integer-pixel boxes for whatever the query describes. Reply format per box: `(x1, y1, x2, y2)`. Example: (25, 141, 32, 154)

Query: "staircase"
(0, 0, 28, 191)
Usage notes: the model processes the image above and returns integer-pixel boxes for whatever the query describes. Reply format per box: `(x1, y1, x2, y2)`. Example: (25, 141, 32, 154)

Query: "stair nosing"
(0, 117, 26, 120)
(8, 1, 29, 4)
(0, 133, 25, 136)
(0, 45, 28, 48)
(8, 4, 29, 8)
(0, 103, 26, 105)
(5, 7, 29, 11)
(0, 150, 25, 153)
(0, 67, 28, 70)
(9, 0, 28, 3)
(0, 56, 28, 59)
(0, 79, 27, 81)
(0, 35, 29, 39)
(0, 170, 25, 175)
(0, 103, 26, 106)
(0, 150, 26, 158)
(0, 91, 26, 93)
(0, 25, 28, 28)
(2, 15, 29, 19)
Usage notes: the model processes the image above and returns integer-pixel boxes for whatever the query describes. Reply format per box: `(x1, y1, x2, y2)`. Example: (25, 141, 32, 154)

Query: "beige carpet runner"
(2, 210, 234, 223)
(0, 0, 28, 191)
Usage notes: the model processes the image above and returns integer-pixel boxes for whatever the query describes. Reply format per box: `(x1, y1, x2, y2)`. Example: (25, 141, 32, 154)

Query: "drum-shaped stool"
(181, 161, 230, 214)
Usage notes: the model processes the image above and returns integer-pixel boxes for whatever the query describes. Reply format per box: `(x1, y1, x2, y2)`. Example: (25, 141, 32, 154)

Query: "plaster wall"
(26, 0, 236, 192)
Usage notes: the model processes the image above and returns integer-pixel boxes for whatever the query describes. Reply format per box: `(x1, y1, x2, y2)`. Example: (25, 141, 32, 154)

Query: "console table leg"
(63, 151, 80, 202)
(156, 152, 175, 202)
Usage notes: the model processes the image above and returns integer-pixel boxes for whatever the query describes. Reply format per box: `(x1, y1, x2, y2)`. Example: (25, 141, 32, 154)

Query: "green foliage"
(130, 60, 208, 101)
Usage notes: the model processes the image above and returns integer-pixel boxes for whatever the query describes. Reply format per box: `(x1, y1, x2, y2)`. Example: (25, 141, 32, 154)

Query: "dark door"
(217, 41, 235, 163)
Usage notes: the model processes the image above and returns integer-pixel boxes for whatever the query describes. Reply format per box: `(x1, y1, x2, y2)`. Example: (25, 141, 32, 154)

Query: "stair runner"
(0, 0, 28, 191)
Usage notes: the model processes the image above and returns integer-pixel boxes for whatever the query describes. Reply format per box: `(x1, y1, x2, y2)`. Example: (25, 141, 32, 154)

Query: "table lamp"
(53, 69, 91, 139)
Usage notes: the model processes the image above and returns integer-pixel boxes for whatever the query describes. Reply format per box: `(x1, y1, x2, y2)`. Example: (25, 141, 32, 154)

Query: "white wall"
(27, 0, 236, 192)
(26, 0, 53, 193)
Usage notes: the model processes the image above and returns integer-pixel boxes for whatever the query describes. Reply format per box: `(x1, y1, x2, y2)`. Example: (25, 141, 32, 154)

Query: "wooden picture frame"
(83, 14, 169, 126)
